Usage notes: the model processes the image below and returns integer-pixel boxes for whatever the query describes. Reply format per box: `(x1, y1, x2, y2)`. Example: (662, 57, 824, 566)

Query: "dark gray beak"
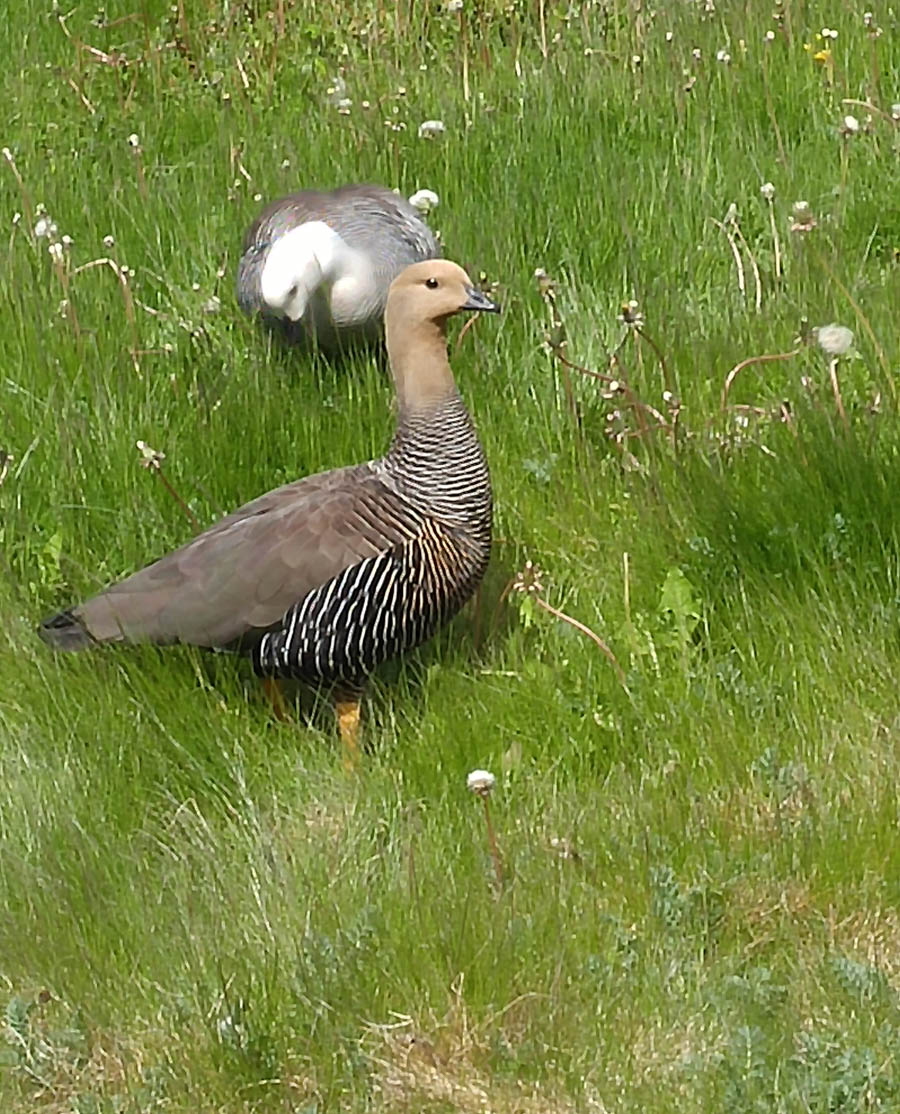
(462, 286, 500, 313)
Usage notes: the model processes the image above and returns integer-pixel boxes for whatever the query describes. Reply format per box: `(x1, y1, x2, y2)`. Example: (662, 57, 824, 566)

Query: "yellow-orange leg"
(335, 695, 362, 771)
(262, 677, 290, 722)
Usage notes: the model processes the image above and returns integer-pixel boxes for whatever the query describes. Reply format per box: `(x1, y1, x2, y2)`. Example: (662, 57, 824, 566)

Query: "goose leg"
(262, 677, 290, 722)
(334, 692, 362, 770)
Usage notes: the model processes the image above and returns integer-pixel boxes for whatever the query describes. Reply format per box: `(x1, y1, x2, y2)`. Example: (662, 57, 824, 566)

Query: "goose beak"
(462, 286, 500, 313)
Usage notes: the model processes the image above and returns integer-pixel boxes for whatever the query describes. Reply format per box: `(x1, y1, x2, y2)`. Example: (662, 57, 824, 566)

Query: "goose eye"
(288, 283, 299, 298)
(425, 277, 439, 289)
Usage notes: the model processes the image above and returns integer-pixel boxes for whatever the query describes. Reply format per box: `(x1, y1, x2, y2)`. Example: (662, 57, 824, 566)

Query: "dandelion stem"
(732, 223, 762, 312)
(636, 327, 674, 396)
(151, 465, 200, 530)
(767, 201, 783, 281)
(711, 217, 745, 298)
(534, 596, 627, 688)
(552, 348, 669, 429)
(828, 357, 849, 429)
(482, 797, 503, 890)
(72, 257, 142, 374)
(1, 148, 34, 230)
(812, 248, 895, 400)
(720, 349, 801, 411)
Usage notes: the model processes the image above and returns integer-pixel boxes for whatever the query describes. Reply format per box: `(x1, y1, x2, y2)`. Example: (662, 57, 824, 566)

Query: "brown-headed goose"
(236, 184, 441, 351)
(40, 260, 499, 764)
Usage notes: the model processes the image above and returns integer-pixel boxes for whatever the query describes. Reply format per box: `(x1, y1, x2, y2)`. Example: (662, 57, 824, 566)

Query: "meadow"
(1, 0, 899, 1110)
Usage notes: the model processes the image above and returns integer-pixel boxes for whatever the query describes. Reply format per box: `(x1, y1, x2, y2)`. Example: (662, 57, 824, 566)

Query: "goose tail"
(38, 609, 95, 651)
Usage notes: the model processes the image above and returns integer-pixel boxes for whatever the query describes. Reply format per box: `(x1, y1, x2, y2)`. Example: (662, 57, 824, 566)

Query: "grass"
(1, 0, 899, 1110)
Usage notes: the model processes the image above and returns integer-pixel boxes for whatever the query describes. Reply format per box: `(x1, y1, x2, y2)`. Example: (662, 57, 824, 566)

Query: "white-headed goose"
(237, 183, 441, 352)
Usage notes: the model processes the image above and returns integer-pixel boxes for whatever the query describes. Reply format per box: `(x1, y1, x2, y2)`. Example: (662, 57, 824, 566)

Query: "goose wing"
(40, 463, 420, 651)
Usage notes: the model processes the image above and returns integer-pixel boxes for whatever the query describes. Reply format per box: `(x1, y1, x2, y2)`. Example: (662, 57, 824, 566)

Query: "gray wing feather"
(67, 464, 421, 650)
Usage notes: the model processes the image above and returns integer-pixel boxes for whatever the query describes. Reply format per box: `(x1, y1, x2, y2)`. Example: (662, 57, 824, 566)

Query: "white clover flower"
(12, 211, 21, 225)
(408, 188, 440, 215)
(814, 323, 854, 356)
(447, 0, 463, 10)
(821, 27, 838, 40)
(61, 234, 73, 248)
(336, 97, 352, 113)
(102, 234, 115, 248)
(692, 47, 702, 61)
(48, 241, 65, 261)
(891, 104, 900, 121)
(202, 295, 221, 314)
(466, 769, 496, 796)
(842, 114, 860, 134)
(127, 132, 141, 148)
(764, 29, 776, 42)
(665, 30, 674, 42)
(863, 11, 874, 26)
(631, 54, 642, 66)
(716, 49, 731, 63)
(760, 181, 776, 201)
(417, 119, 445, 139)
(280, 158, 291, 169)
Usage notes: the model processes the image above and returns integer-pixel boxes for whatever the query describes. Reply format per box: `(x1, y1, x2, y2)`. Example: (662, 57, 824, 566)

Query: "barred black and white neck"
(382, 391, 492, 532)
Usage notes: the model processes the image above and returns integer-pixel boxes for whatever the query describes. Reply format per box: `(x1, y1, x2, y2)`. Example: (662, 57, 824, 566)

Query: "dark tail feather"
(38, 609, 96, 651)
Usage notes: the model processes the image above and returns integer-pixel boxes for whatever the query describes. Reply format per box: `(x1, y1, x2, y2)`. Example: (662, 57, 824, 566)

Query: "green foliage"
(1, 1, 899, 1112)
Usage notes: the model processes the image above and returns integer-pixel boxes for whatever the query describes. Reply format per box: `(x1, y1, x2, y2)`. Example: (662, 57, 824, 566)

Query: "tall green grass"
(1, 1, 899, 1110)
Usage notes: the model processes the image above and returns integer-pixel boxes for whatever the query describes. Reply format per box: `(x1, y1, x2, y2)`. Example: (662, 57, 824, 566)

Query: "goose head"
(259, 220, 351, 322)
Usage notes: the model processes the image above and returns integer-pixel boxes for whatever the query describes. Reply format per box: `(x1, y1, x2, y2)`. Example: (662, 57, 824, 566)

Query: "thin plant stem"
(482, 798, 503, 890)
(812, 247, 895, 400)
(766, 199, 783, 280)
(711, 217, 745, 298)
(534, 596, 626, 688)
(720, 349, 801, 411)
(828, 357, 849, 428)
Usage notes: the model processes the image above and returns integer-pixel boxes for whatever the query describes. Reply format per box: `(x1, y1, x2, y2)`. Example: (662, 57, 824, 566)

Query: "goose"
(40, 260, 499, 764)
(236, 184, 441, 351)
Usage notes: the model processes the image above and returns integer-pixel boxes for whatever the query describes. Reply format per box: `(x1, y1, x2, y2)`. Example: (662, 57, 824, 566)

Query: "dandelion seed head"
(842, 114, 860, 134)
(102, 234, 115, 248)
(418, 119, 446, 139)
(760, 181, 776, 201)
(512, 560, 544, 596)
(34, 214, 59, 240)
(716, 49, 731, 63)
(821, 26, 838, 40)
(408, 188, 440, 215)
(764, 29, 776, 42)
(814, 323, 854, 356)
(466, 769, 496, 796)
(127, 133, 141, 148)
